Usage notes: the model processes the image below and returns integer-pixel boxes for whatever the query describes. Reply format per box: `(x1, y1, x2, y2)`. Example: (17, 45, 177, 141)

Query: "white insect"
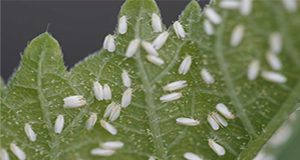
(178, 55, 192, 75)
(266, 51, 282, 70)
(63, 95, 86, 108)
(90, 148, 115, 157)
(146, 55, 165, 66)
(103, 84, 112, 100)
(86, 112, 97, 130)
(230, 24, 244, 47)
(24, 123, 37, 142)
(101, 141, 124, 150)
(142, 41, 159, 56)
(121, 88, 133, 108)
(240, 0, 253, 16)
(10, 143, 26, 160)
(103, 34, 116, 52)
(247, 59, 260, 81)
(183, 152, 203, 160)
(261, 71, 287, 83)
(216, 103, 235, 119)
(0, 149, 10, 160)
(100, 120, 117, 135)
(282, 0, 298, 13)
(122, 70, 131, 88)
(93, 81, 104, 101)
(269, 32, 282, 54)
(208, 139, 226, 156)
(207, 114, 220, 130)
(212, 112, 228, 127)
(152, 31, 169, 50)
(204, 8, 222, 25)
(109, 104, 121, 122)
(152, 13, 162, 32)
(160, 92, 182, 103)
(104, 102, 118, 118)
(173, 21, 186, 39)
(125, 39, 140, 58)
(201, 68, 215, 84)
(55, 114, 64, 134)
(176, 117, 200, 126)
(204, 20, 214, 36)
(163, 80, 187, 92)
(220, 0, 240, 10)
(118, 16, 127, 34)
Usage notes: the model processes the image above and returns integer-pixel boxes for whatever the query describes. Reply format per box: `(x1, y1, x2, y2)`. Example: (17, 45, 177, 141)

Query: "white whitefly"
(282, 0, 298, 13)
(10, 143, 26, 160)
(204, 19, 214, 36)
(24, 123, 37, 142)
(122, 70, 131, 88)
(103, 34, 116, 52)
(201, 68, 215, 84)
(163, 80, 187, 92)
(176, 117, 200, 126)
(212, 112, 228, 127)
(261, 71, 287, 83)
(220, 0, 240, 10)
(146, 55, 164, 66)
(269, 32, 282, 54)
(142, 41, 159, 56)
(63, 95, 86, 108)
(101, 141, 124, 150)
(109, 103, 121, 122)
(152, 13, 163, 32)
(208, 139, 226, 156)
(266, 51, 282, 70)
(240, 0, 253, 16)
(103, 84, 112, 100)
(178, 55, 192, 75)
(55, 114, 64, 134)
(93, 81, 104, 101)
(121, 88, 132, 108)
(91, 148, 115, 157)
(125, 39, 140, 58)
(207, 114, 220, 130)
(118, 16, 127, 34)
(160, 92, 182, 103)
(173, 21, 186, 39)
(183, 152, 203, 160)
(100, 120, 117, 135)
(152, 31, 169, 50)
(230, 24, 244, 47)
(204, 8, 222, 25)
(0, 149, 10, 160)
(216, 103, 235, 119)
(104, 102, 117, 118)
(86, 112, 97, 130)
(247, 59, 260, 81)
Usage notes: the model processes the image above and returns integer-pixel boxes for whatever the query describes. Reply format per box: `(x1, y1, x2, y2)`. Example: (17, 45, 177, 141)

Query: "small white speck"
(101, 141, 124, 150)
(266, 51, 282, 70)
(24, 123, 37, 142)
(201, 68, 215, 84)
(230, 24, 244, 47)
(204, 19, 214, 36)
(152, 31, 169, 50)
(247, 59, 260, 81)
(282, 0, 298, 13)
(160, 92, 182, 103)
(100, 120, 117, 135)
(173, 21, 186, 39)
(204, 8, 222, 25)
(269, 32, 282, 54)
(0, 149, 10, 160)
(109, 103, 121, 122)
(208, 139, 226, 156)
(93, 81, 104, 101)
(86, 112, 97, 130)
(121, 88, 133, 108)
(122, 70, 131, 88)
(152, 13, 162, 32)
(125, 39, 140, 58)
(207, 114, 219, 130)
(178, 55, 192, 75)
(55, 114, 64, 134)
(163, 80, 187, 92)
(146, 55, 164, 66)
(240, 0, 253, 16)
(91, 148, 115, 157)
(103, 34, 116, 52)
(216, 103, 235, 119)
(220, 0, 240, 10)
(212, 112, 228, 127)
(183, 152, 202, 160)
(142, 41, 159, 56)
(261, 71, 287, 84)
(118, 16, 127, 34)
(103, 84, 112, 100)
(63, 95, 86, 108)
(176, 117, 199, 126)
(10, 143, 26, 160)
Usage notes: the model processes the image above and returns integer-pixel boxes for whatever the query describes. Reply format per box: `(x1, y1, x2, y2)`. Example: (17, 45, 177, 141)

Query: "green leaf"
(1, 0, 300, 160)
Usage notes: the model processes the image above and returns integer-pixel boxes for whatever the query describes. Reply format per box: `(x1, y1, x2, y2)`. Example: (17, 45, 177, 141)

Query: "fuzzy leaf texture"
(1, 0, 300, 159)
